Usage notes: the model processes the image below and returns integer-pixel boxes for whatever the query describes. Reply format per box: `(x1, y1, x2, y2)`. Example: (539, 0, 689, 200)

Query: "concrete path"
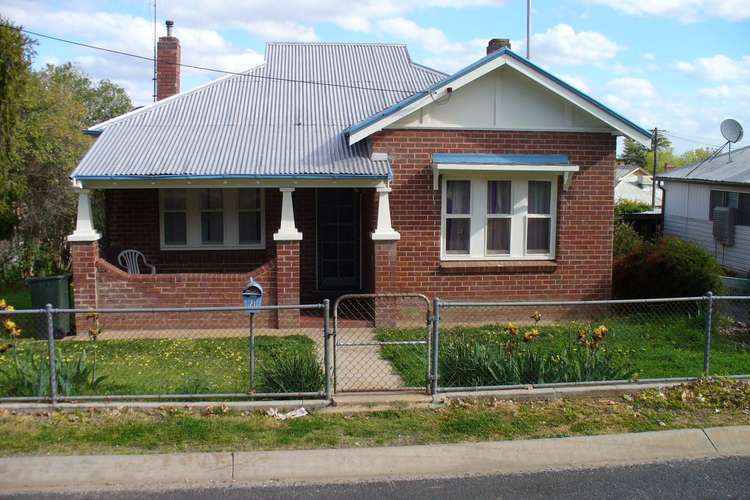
(2, 426, 749, 492)
(335, 327, 405, 391)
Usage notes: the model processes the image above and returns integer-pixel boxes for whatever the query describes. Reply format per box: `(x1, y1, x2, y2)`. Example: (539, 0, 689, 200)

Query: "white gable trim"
(347, 53, 652, 148)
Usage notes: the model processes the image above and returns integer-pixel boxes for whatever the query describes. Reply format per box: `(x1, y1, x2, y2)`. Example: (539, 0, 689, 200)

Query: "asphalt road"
(7, 456, 750, 500)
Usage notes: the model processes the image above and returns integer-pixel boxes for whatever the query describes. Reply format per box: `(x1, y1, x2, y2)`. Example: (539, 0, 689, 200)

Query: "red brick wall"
(371, 130, 616, 300)
(156, 37, 180, 100)
(104, 189, 280, 273)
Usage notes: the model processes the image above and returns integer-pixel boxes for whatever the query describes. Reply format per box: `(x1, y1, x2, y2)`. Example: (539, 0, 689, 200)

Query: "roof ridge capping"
(345, 46, 653, 148)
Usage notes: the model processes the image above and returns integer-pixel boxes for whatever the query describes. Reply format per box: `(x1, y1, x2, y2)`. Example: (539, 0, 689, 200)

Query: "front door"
(317, 189, 361, 291)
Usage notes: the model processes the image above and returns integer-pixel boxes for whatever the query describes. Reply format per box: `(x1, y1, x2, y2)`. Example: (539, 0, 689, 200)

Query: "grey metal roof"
(72, 43, 446, 180)
(657, 145, 750, 186)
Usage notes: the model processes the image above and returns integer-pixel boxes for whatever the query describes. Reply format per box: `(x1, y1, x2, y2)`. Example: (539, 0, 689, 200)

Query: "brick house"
(67, 26, 652, 328)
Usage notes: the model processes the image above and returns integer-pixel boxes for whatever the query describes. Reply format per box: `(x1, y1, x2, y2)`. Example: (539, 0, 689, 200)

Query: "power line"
(661, 131, 721, 148)
(7, 25, 428, 95)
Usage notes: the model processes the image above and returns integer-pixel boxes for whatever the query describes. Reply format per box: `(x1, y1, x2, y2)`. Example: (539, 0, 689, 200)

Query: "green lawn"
(0, 378, 748, 456)
(377, 311, 750, 388)
(0, 335, 321, 397)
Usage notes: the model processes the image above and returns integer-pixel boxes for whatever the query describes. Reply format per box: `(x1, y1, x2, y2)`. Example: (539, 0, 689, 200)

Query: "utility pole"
(152, 0, 157, 102)
(651, 127, 658, 209)
(526, 0, 531, 59)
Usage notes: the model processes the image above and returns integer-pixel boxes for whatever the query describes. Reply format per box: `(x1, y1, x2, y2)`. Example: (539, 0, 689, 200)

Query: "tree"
(0, 24, 133, 282)
(621, 138, 648, 167)
(0, 19, 34, 239)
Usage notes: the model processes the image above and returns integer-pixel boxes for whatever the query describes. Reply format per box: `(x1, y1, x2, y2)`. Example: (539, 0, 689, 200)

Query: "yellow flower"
(504, 322, 518, 336)
(523, 329, 540, 343)
(0, 299, 6, 309)
(593, 325, 609, 340)
(530, 311, 542, 323)
(3, 319, 17, 331)
(4, 305, 14, 312)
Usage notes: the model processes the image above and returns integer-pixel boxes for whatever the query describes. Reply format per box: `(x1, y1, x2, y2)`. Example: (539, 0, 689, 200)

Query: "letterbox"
(242, 278, 264, 315)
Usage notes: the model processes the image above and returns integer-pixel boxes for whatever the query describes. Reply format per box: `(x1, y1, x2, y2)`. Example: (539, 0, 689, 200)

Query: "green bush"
(613, 222, 643, 258)
(0, 348, 107, 397)
(615, 199, 651, 218)
(613, 237, 723, 299)
(260, 348, 325, 393)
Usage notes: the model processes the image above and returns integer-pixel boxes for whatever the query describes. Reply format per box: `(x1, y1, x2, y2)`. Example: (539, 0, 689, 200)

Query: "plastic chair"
(117, 249, 156, 274)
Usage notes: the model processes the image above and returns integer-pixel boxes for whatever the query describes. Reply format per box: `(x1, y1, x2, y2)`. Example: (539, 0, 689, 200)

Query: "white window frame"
(444, 180, 472, 255)
(159, 188, 266, 250)
(440, 173, 557, 261)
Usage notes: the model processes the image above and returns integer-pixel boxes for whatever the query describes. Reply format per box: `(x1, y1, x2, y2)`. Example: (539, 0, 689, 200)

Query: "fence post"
(703, 291, 714, 376)
(249, 313, 256, 392)
(430, 298, 441, 395)
(323, 299, 332, 401)
(45, 304, 58, 405)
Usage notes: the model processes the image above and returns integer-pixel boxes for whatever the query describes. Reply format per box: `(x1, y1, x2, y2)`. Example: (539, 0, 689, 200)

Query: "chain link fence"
(0, 304, 331, 403)
(0, 294, 748, 403)
(333, 294, 431, 392)
(431, 295, 750, 393)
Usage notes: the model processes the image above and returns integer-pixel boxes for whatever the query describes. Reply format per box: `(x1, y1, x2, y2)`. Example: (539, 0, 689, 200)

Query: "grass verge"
(0, 378, 748, 457)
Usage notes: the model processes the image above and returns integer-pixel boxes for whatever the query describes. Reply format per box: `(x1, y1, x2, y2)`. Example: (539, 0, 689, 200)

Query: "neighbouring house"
(67, 24, 652, 328)
(658, 145, 750, 275)
(615, 165, 661, 207)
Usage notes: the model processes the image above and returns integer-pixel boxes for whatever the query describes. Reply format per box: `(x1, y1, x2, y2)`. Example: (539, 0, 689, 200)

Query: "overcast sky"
(2, 0, 749, 152)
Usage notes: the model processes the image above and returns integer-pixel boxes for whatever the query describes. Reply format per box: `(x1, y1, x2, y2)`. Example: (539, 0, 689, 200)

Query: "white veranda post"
(273, 187, 303, 241)
(68, 189, 101, 242)
(371, 186, 400, 241)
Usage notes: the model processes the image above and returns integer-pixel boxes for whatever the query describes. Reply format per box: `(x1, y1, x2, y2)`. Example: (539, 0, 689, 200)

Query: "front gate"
(333, 294, 432, 392)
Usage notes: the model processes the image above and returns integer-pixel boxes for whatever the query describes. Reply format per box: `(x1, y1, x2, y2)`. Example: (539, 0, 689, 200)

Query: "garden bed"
(0, 335, 324, 398)
(377, 312, 750, 388)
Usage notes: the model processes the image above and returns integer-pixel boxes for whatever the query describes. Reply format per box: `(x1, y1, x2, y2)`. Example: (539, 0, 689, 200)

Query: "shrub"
(613, 222, 643, 258)
(613, 237, 723, 299)
(615, 199, 651, 218)
(0, 348, 107, 397)
(260, 348, 325, 393)
(438, 320, 630, 387)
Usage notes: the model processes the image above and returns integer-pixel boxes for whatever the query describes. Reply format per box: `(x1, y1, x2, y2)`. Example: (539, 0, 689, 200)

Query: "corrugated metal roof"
(432, 153, 570, 165)
(657, 145, 750, 186)
(72, 43, 446, 180)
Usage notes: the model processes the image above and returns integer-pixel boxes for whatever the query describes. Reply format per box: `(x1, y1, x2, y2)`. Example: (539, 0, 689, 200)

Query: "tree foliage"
(0, 21, 132, 282)
(621, 134, 714, 173)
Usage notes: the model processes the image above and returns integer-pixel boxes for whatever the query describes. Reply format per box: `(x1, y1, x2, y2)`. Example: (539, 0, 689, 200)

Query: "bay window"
(159, 188, 265, 250)
(441, 176, 557, 260)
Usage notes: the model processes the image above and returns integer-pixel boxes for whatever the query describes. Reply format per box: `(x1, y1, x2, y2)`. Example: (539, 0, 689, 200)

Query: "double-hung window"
(441, 176, 557, 260)
(159, 188, 265, 250)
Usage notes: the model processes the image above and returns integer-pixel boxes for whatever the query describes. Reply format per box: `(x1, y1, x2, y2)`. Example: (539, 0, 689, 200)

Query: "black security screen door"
(317, 189, 361, 291)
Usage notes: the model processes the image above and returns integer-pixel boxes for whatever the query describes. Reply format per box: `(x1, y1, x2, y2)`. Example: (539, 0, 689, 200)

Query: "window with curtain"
(445, 180, 471, 254)
(487, 180, 511, 254)
(159, 188, 265, 249)
(441, 177, 557, 260)
(526, 181, 552, 254)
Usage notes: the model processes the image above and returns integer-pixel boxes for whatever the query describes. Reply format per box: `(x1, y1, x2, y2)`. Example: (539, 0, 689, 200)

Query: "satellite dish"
(720, 119, 744, 143)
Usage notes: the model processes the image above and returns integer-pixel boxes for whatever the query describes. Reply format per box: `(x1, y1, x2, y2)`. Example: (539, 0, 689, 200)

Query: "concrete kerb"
(2, 426, 750, 491)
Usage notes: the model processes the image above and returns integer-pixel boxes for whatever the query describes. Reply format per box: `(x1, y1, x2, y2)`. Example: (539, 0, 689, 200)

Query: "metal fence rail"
(0, 294, 748, 403)
(0, 303, 332, 404)
(431, 294, 750, 394)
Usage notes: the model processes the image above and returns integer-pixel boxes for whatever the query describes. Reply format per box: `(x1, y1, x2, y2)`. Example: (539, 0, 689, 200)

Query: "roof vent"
(486, 38, 511, 55)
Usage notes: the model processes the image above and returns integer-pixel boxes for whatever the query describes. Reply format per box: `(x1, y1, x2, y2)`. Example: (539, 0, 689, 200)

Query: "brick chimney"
(486, 38, 511, 55)
(156, 20, 180, 100)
